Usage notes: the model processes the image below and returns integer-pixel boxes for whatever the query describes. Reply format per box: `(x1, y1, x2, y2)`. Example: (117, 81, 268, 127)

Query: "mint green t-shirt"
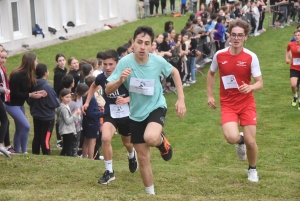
(107, 53, 173, 122)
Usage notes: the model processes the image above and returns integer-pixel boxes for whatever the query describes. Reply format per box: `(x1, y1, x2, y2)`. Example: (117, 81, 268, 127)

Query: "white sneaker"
(235, 132, 247, 160)
(189, 80, 196, 84)
(182, 83, 190, 87)
(204, 58, 212, 63)
(0, 146, 11, 158)
(248, 169, 259, 182)
(279, 25, 284, 28)
(253, 32, 260, 37)
(196, 64, 201, 68)
(99, 155, 104, 160)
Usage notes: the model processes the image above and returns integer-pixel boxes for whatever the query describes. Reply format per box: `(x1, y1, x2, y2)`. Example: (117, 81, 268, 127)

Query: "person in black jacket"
(28, 63, 60, 155)
(4, 53, 47, 154)
(67, 57, 80, 93)
(53, 53, 67, 149)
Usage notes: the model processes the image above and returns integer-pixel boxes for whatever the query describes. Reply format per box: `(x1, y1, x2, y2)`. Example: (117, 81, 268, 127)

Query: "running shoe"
(292, 97, 298, 106)
(128, 150, 138, 173)
(235, 132, 247, 161)
(156, 132, 173, 161)
(98, 170, 115, 184)
(248, 169, 259, 182)
(0, 146, 11, 158)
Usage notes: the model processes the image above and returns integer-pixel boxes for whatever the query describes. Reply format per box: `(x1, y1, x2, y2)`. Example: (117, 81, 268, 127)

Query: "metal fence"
(268, 3, 299, 28)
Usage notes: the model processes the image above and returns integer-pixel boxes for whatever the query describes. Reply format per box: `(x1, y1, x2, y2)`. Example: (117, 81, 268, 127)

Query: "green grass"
(1, 15, 300, 200)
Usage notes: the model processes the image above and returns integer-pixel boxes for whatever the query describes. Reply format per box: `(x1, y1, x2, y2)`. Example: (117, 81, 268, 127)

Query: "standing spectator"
(192, 0, 198, 13)
(170, 0, 176, 13)
(57, 89, 81, 156)
(67, 57, 80, 93)
(251, 2, 260, 36)
(28, 63, 60, 155)
(5, 53, 47, 154)
(144, 0, 150, 18)
(0, 48, 11, 158)
(54, 53, 67, 149)
(138, 0, 144, 18)
(181, 0, 187, 16)
(150, 0, 160, 17)
(161, 0, 167, 15)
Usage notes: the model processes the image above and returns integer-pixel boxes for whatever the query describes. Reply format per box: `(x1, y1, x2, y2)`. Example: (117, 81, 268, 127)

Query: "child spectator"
(117, 46, 128, 59)
(78, 63, 94, 84)
(28, 63, 60, 155)
(84, 76, 105, 159)
(57, 89, 81, 156)
(214, 17, 226, 51)
(67, 57, 80, 93)
(61, 75, 75, 92)
(81, 83, 103, 159)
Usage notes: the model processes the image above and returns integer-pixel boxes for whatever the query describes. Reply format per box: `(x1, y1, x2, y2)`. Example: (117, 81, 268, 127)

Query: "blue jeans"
(188, 57, 196, 81)
(4, 104, 30, 153)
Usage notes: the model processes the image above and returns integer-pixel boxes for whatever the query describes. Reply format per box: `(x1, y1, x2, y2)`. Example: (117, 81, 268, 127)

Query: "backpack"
(32, 24, 45, 38)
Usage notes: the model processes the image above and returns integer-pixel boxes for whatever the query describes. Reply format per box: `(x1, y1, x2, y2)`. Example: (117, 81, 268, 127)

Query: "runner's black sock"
(248, 165, 256, 170)
(238, 135, 244, 145)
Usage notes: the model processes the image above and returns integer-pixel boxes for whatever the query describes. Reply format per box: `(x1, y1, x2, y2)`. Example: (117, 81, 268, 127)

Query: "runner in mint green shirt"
(106, 26, 186, 195)
(107, 53, 172, 121)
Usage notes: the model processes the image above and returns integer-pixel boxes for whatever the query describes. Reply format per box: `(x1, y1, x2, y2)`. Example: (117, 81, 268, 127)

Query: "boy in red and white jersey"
(207, 19, 263, 182)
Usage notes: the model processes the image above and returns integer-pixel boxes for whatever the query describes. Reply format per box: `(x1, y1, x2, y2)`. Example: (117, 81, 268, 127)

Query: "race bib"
(293, 58, 300, 65)
(221, 74, 239, 90)
(129, 77, 154, 96)
(109, 103, 130, 118)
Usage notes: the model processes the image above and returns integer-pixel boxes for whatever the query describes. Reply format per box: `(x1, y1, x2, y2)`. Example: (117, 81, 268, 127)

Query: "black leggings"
(60, 133, 74, 156)
(150, 2, 159, 15)
(0, 99, 8, 143)
(32, 118, 54, 155)
(161, 2, 166, 15)
(170, 0, 175, 11)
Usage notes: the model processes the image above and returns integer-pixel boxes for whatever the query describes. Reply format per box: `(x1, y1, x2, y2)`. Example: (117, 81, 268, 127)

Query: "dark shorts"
(84, 127, 100, 139)
(290, 69, 300, 78)
(104, 114, 131, 136)
(130, 107, 167, 144)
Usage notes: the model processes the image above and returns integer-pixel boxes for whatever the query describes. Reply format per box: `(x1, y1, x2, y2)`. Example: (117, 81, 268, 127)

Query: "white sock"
(57, 140, 62, 143)
(128, 148, 135, 159)
(294, 93, 298, 98)
(104, 160, 113, 173)
(145, 184, 155, 195)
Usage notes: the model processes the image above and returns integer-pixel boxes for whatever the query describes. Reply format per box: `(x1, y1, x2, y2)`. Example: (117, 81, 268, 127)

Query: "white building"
(0, 0, 137, 54)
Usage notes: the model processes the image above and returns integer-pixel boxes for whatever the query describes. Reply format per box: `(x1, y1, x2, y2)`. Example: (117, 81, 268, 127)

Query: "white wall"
(0, 0, 137, 54)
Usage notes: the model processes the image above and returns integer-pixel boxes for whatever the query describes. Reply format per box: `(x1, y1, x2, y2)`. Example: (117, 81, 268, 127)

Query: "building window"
(11, 1, 20, 32)
(30, 0, 37, 28)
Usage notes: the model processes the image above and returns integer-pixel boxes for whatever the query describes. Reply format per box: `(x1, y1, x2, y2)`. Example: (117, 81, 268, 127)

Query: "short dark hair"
(62, 75, 74, 88)
(36, 63, 48, 79)
(85, 75, 95, 87)
(96, 52, 104, 59)
(117, 46, 127, 57)
(133, 26, 155, 43)
(75, 83, 89, 96)
(102, 49, 119, 62)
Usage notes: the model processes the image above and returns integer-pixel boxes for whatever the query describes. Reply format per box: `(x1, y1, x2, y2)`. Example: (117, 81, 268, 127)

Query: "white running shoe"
(248, 169, 259, 182)
(0, 146, 11, 158)
(235, 132, 247, 160)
